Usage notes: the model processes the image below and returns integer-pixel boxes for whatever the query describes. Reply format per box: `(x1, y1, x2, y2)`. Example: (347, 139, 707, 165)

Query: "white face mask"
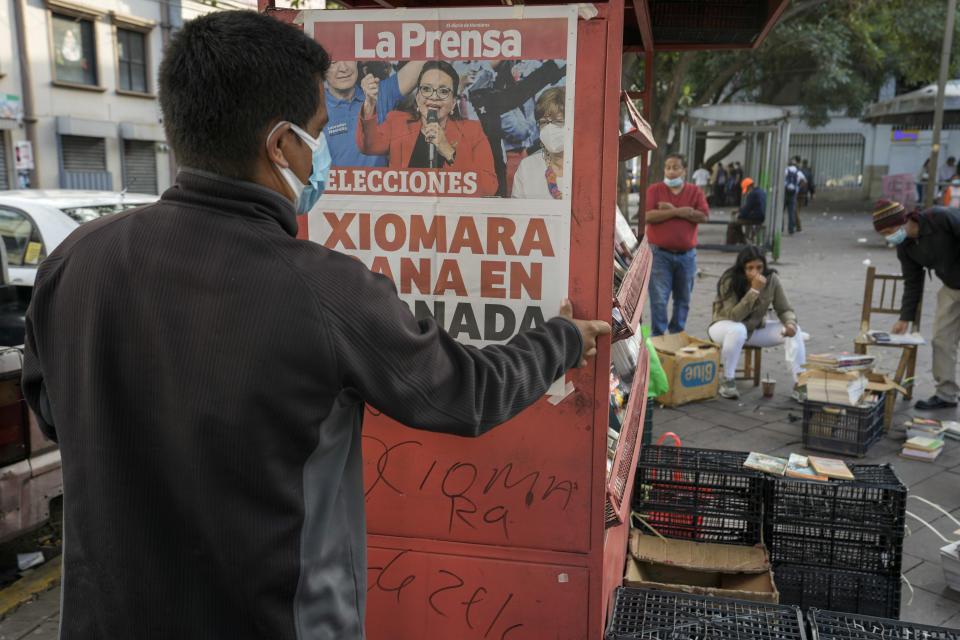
(539, 123, 564, 155)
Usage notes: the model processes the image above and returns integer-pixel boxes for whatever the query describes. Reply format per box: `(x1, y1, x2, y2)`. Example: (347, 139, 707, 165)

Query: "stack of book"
(803, 370, 869, 406)
(802, 352, 877, 406)
(900, 435, 946, 462)
(806, 352, 876, 372)
(902, 417, 945, 440)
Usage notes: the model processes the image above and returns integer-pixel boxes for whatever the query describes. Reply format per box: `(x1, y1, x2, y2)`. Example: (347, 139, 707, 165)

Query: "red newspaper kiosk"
(259, 1, 790, 637)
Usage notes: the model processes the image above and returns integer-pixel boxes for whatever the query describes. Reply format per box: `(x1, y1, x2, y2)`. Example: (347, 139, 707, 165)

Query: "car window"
(61, 202, 143, 224)
(0, 209, 44, 268)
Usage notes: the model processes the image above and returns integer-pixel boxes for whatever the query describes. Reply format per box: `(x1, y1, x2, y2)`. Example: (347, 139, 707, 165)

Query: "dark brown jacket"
(22, 168, 581, 640)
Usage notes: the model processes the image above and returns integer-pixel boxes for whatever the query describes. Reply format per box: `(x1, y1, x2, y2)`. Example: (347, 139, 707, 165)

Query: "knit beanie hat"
(872, 200, 906, 232)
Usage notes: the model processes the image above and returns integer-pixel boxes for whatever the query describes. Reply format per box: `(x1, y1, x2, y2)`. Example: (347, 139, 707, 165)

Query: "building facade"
(0, 0, 263, 193)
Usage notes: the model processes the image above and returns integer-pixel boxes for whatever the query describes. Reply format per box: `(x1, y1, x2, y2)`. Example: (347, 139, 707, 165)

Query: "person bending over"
(709, 246, 807, 401)
(872, 199, 960, 410)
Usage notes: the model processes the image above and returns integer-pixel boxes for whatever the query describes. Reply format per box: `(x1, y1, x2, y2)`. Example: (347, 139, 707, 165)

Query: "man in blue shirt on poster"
(323, 60, 424, 166)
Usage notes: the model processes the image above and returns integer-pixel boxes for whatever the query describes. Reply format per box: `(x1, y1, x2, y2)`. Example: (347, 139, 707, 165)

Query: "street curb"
(0, 555, 61, 619)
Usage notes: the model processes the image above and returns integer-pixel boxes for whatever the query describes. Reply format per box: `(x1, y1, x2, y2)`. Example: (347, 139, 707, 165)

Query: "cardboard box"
(624, 531, 779, 604)
(649, 333, 720, 407)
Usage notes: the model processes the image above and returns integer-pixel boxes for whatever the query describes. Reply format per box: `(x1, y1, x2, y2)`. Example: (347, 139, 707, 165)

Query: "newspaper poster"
(304, 7, 577, 388)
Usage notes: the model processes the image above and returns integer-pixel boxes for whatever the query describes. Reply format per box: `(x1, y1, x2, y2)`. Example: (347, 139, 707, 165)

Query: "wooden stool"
(735, 346, 762, 387)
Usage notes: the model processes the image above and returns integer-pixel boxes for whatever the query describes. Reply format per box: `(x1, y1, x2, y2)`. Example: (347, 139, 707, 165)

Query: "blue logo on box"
(681, 361, 715, 387)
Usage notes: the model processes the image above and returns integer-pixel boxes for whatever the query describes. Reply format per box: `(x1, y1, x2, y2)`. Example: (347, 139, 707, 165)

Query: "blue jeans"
(784, 188, 798, 233)
(649, 245, 696, 336)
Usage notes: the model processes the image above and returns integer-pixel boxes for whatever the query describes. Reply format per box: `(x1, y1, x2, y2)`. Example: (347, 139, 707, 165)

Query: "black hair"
(405, 60, 461, 122)
(717, 245, 777, 300)
(158, 11, 330, 179)
(665, 153, 687, 168)
(792, 155, 801, 163)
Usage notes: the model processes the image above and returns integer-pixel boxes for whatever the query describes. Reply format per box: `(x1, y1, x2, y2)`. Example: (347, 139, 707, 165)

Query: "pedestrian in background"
(21, 11, 609, 639)
(712, 162, 727, 206)
(644, 153, 710, 336)
(691, 164, 711, 199)
(872, 200, 960, 411)
(917, 158, 930, 205)
(784, 155, 807, 234)
(798, 159, 814, 208)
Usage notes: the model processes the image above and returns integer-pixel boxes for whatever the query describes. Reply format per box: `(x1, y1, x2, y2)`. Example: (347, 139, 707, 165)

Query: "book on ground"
(942, 421, 960, 441)
(899, 447, 943, 462)
(808, 456, 854, 480)
(903, 435, 946, 452)
(744, 452, 787, 476)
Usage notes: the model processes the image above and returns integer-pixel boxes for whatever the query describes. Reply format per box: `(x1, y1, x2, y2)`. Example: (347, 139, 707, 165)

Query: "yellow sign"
(24, 241, 42, 264)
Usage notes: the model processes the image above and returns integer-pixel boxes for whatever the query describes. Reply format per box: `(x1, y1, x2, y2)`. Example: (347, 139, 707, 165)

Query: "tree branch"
(695, 51, 751, 106)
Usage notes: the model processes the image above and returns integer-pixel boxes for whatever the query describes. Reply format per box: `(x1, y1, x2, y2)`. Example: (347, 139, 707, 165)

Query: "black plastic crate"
(640, 397, 654, 447)
(767, 464, 906, 532)
(802, 393, 886, 457)
(632, 446, 765, 545)
(809, 608, 960, 639)
(767, 521, 903, 576)
(774, 563, 901, 619)
(605, 586, 807, 639)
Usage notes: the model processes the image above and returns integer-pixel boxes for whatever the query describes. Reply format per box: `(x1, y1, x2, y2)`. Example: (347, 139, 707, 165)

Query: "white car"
(0, 189, 156, 543)
(0, 189, 158, 287)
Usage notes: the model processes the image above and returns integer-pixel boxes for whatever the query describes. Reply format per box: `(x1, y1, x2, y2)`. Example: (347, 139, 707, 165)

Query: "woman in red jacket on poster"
(356, 60, 499, 196)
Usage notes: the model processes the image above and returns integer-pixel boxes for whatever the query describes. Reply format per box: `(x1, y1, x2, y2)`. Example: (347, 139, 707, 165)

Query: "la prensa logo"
(681, 361, 715, 387)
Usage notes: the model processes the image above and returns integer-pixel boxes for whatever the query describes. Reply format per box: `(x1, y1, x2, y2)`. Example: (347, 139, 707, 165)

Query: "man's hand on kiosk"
(559, 299, 612, 368)
(891, 320, 909, 335)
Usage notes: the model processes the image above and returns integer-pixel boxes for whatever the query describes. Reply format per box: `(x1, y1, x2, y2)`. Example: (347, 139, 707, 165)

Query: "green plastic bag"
(643, 326, 669, 397)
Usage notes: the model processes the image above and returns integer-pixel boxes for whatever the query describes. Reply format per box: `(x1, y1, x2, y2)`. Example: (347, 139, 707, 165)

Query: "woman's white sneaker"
(719, 379, 740, 399)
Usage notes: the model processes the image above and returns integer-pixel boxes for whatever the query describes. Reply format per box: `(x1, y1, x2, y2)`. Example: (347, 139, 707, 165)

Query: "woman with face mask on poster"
(510, 87, 566, 199)
(356, 60, 499, 196)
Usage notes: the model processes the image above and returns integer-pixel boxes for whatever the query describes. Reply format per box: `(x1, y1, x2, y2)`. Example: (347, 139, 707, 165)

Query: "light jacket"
(712, 271, 797, 335)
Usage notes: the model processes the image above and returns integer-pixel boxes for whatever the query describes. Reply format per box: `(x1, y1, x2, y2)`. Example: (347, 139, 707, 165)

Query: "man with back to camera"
(21, 11, 610, 639)
(323, 59, 425, 167)
(871, 200, 960, 411)
(784, 155, 807, 234)
(644, 153, 710, 336)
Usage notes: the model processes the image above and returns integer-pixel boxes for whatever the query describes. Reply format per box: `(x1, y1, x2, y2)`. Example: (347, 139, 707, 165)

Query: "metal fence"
(788, 132, 865, 191)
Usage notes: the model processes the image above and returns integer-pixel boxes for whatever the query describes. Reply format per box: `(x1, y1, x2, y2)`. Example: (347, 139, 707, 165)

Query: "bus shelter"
(680, 103, 791, 258)
(259, 1, 791, 637)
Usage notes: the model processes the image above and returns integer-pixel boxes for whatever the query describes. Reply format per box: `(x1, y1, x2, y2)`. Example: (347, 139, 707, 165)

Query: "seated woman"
(511, 87, 566, 199)
(708, 246, 807, 401)
(355, 60, 498, 196)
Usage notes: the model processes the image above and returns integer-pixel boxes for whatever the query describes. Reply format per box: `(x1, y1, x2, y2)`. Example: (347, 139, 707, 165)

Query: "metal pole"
(924, 0, 957, 209)
(13, 0, 37, 187)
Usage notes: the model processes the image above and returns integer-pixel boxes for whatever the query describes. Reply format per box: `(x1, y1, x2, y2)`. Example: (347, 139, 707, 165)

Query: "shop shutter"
(123, 139, 157, 194)
(0, 135, 9, 190)
(60, 135, 112, 190)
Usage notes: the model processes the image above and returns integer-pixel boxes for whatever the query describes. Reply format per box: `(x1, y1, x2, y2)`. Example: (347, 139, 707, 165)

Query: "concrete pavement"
(1, 198, 957, 637)
(645, 198, 960, 629)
